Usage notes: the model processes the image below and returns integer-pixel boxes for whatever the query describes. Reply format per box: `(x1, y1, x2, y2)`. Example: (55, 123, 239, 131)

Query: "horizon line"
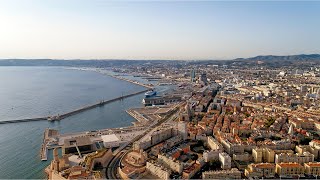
(0, 53, 319, 61)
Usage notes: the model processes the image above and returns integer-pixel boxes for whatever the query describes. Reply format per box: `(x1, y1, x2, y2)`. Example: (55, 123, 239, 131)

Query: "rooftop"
(305, 162, 320, 167)
(64, 136, 92, 148)
(277, 163, 303, 168)
(101, 134, 120, 143)
(251, 163, 275, 169)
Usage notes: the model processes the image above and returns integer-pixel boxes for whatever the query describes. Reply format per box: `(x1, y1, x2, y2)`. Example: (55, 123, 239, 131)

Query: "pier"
(40, 128, 59, 161)
(0, 89, 149, 125)
(126, 109, 150, 125)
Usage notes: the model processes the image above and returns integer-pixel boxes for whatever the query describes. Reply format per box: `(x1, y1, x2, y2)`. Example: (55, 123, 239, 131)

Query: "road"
(105, 103, 182, 179)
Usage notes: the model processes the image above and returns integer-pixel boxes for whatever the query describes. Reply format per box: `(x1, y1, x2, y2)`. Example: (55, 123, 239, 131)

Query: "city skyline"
(0, 0, 319, 60)
(1, 1, 320, 179)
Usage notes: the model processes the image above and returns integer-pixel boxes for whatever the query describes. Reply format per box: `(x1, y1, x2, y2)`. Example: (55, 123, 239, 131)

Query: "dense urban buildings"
(44, 58, 320, 179)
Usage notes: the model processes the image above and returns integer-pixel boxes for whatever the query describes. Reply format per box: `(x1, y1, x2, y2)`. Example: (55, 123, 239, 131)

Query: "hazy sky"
(0, 0, 319, 60)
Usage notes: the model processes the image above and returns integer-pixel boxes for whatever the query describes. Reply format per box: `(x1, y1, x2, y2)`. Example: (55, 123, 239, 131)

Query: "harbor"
(0, 89, 149, 125)
(0, 66, 157, 179)
(66, 67, 154, 89)
(0, 68, 156, 125)
(39, 125, 147, 161)
(39, 103, 181, 161)
(104, 74, 154, 89)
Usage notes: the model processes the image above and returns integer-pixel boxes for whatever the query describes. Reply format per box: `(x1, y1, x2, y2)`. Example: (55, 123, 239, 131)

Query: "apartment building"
(146, 161, 171, 180)
(275, 152, 314, 164)
(252, 147, 294, 163)
(219, 152, 231, 170)
(275, 163, 304, 178)
(304, 162, 320, 176)
(203, 168, 241, 179)
(245, 163, 275, 178)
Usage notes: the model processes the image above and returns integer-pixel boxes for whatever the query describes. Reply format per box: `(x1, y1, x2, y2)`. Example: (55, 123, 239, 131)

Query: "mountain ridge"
(234, 54, 320, 61)
(0, 54, 319, 67)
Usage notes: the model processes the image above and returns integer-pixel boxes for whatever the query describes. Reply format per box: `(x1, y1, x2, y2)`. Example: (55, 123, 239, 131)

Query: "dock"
(40, 128, 59, 161)
(40, 144, 48, 161)
(126, 109, 150, 125)
(126, 104, 180, 126)
(40, 128, 49, 161)
(0, 89, 149, 125)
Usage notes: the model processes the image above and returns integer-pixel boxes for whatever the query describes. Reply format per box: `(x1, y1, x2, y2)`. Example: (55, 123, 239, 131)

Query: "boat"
(144, 90, 157, 98)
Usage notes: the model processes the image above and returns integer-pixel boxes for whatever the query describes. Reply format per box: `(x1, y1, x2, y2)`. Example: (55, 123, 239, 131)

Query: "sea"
(0, 66, 152, 179)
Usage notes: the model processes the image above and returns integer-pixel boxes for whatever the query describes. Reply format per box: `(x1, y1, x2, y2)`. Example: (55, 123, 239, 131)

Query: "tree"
(191, 154, 198, 161)
(299, 137, 312, 145)
(209, 160, 221, 170)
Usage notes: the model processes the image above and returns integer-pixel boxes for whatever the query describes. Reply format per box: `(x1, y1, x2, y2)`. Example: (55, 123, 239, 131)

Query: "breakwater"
(0, 117, 47, 124)
(0, 89, 149, 125)
(105, 74, 153, 89)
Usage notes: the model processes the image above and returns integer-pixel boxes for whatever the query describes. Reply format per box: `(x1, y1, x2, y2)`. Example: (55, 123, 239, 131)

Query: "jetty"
(57, 88, 150, 120)
(0, 89, 149, 125)
(0, 117, 48, 124)
(105, 74, 153, 89)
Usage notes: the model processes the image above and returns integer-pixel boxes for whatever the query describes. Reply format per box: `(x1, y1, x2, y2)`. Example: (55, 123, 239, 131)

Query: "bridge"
(0, 89, 150, 125)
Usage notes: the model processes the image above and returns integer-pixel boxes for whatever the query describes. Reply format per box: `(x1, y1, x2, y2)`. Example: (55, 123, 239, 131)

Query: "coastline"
(0, 67, 149, 179)
(0, 66, 151, 124)
(40, 67, 155, 165)
(62, 66, 156, 125)
(64, 67, 154, 89)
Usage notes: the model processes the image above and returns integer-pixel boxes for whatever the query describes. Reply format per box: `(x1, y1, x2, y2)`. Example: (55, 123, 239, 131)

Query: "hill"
(234, 54, 320, 61)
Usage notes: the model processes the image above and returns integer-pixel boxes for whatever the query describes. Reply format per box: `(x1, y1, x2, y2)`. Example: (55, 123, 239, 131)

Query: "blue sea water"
(0, 67, 146, 179)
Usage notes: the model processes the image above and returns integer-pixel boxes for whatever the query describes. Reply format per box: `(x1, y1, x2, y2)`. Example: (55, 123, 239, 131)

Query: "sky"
(0, 0, 319, 60)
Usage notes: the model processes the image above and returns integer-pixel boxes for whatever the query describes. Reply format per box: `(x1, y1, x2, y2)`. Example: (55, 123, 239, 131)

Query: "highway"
(105, 103, 182, 179)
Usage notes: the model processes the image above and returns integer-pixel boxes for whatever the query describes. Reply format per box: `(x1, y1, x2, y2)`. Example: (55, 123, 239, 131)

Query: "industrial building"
(63, 136, 93, 155)
(142, 95, 182, 106)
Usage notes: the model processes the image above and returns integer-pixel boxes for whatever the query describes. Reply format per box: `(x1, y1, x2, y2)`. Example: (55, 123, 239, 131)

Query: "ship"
(144, 90, 157, 98)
